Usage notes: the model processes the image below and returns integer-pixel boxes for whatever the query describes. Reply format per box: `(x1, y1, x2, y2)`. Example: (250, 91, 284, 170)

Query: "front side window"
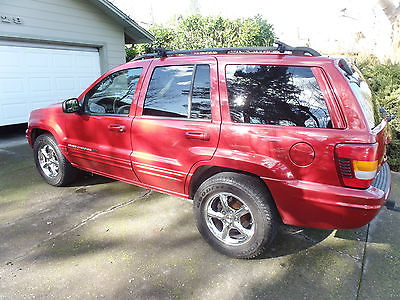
(143, 65, 212, 120)
(84, 68, 142, 115)
(226, 65, 332, 128)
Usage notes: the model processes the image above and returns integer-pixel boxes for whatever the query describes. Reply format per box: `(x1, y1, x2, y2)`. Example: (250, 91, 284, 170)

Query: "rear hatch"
(344, 61, 390, 168)
(335, 59, 391, 189)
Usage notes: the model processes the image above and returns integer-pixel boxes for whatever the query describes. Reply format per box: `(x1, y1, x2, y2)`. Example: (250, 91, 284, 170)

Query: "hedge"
(357, 59, 400, 172)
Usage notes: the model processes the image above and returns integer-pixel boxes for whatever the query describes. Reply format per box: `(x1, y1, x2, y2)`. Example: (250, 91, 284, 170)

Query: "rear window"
(342, 63, 376, 129)
(226, 65, 332, 128)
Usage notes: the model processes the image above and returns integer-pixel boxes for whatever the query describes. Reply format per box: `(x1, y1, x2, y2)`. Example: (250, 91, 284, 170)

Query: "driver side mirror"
(62, 98, 80, 113)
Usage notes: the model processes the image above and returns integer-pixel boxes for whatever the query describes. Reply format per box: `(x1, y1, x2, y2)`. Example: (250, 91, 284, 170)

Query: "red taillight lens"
(335, 143, 379, 189)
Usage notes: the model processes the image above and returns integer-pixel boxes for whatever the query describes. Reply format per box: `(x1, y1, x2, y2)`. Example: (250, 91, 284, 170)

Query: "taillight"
(335, 143, 379, 189)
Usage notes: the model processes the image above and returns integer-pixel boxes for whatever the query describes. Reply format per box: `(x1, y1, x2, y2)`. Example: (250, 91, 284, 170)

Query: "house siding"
(0, 0, 127, 72)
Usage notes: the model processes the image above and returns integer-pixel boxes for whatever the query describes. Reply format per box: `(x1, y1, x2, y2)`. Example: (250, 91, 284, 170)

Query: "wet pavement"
(0, 126, 399, 299)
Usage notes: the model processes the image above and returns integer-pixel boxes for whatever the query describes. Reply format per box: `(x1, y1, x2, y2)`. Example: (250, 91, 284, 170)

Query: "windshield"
(342, 63, 376, 129)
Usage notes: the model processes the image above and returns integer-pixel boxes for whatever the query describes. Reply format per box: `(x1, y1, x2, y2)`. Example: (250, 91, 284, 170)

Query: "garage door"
(0, 42, 101, 126)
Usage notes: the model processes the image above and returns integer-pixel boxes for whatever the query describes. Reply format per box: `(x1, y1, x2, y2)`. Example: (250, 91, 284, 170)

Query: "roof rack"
(131, 41, 321, 61)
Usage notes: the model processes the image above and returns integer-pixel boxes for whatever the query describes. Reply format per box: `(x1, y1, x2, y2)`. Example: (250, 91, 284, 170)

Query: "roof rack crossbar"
(131, 41, 321, 61)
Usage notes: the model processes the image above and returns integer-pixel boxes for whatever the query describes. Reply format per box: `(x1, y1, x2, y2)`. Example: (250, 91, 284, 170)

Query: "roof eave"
(87, 0, 154, 44)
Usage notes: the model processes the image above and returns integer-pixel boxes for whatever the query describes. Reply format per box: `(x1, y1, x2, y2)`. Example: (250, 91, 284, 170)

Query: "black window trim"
(140, 115, 213, 122)
(187, 64, 197, 119)
(142, 64, 212, 121)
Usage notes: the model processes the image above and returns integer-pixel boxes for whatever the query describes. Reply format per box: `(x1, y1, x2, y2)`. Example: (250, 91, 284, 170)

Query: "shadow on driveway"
(0, 125, 396, 299)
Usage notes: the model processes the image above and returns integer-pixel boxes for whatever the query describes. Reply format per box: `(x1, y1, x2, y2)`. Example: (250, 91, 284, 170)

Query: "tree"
(126, 14, 274, 60)
(379, 0, 400, 62)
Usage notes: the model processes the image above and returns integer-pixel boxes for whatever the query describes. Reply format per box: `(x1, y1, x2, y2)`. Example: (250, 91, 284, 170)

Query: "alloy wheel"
(38, 144, 60, 178)
(204, 192, 255, 246)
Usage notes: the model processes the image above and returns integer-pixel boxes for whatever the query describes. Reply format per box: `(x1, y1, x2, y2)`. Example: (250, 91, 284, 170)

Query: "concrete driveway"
(0, 126, 399, 299)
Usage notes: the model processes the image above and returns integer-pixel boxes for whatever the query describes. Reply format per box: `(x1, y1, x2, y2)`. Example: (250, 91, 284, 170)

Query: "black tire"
(193, 172, 278, 259)
(33, 133, 77, 186)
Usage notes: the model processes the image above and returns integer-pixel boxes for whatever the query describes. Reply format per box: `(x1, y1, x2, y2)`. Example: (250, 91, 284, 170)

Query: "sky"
(110, 0, 396, 59)
(111, 0, 372, 29)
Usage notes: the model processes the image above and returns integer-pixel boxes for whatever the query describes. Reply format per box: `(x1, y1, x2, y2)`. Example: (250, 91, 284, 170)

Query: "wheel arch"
(29, 125, 70, 163)
(188, 165, 281, 217)
(189, 166, 262, 197)
(29, 125, 63, 147)
(31, 128, 51, 146)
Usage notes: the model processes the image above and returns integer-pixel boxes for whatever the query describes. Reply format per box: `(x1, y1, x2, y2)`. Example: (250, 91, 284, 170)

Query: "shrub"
(125, 14, 274, 58)
(125, 46, 137, 62)
(387, 136, 400, 172)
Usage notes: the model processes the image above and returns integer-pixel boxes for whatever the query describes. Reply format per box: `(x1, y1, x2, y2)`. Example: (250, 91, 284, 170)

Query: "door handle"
(185, 131, 210, 141)
(108, 124, 126, 132)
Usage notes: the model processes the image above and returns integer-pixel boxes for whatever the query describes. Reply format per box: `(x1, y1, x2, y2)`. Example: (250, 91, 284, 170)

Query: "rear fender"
(185, 152, 293, 196)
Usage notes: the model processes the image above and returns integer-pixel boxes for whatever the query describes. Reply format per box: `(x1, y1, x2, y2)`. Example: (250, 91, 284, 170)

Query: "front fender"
(27, 104, 68, 157)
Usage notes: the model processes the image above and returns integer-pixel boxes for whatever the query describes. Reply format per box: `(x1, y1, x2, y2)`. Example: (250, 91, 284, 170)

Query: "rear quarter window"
(226, 65, 332, 128)
(342, 65, 376, 129)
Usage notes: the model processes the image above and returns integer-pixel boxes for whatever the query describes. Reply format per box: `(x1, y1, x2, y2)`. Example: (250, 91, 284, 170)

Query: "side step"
(385, 199, 400, 212)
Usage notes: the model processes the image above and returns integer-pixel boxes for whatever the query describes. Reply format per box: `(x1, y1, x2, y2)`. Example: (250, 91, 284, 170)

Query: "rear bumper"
(371, 162, 391, 201)
(262, 162, 392, 229)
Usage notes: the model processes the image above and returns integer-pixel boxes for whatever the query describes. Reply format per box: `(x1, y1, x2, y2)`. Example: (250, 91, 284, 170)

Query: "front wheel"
(193, 172, 278, 259)
(33, 134, 77, 186)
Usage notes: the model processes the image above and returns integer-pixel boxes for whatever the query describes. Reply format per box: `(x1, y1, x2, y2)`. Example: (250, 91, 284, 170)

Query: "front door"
(131, 57, 221, 195)
(64, 65, 146, 182)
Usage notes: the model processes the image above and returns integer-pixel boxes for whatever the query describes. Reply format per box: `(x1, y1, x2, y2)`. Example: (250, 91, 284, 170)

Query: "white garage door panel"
(0, 44, 101, 126)
(3, 103, 26, 120)
(1, 78, 24, 92)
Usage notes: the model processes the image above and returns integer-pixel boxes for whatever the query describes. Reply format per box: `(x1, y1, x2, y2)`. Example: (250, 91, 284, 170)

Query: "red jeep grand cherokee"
(27, 42, 392, 258)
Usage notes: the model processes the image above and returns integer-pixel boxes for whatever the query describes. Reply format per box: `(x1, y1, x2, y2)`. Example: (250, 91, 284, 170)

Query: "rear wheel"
(193, 172, 278, 259)
(33, 134, 77, 186)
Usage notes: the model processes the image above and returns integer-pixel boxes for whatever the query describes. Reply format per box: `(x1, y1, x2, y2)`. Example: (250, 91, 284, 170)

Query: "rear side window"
(226, 65, 332, 128)
(143, 65, 212, 120)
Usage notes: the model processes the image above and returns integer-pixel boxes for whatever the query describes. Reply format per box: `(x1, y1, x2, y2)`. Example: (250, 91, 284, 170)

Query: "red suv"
(27, 42, 392, 258)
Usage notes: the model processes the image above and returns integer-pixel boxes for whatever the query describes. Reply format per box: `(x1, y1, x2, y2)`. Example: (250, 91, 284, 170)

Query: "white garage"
(0, 43, 101, 126)
(0, 0, 153, 126)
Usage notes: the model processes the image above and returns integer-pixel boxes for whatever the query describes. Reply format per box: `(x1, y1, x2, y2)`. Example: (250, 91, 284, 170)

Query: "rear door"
(131, 57, 220, 195)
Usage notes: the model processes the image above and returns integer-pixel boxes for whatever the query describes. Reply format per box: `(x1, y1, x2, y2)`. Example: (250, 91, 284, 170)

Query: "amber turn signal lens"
(353, 160, 378, 180)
